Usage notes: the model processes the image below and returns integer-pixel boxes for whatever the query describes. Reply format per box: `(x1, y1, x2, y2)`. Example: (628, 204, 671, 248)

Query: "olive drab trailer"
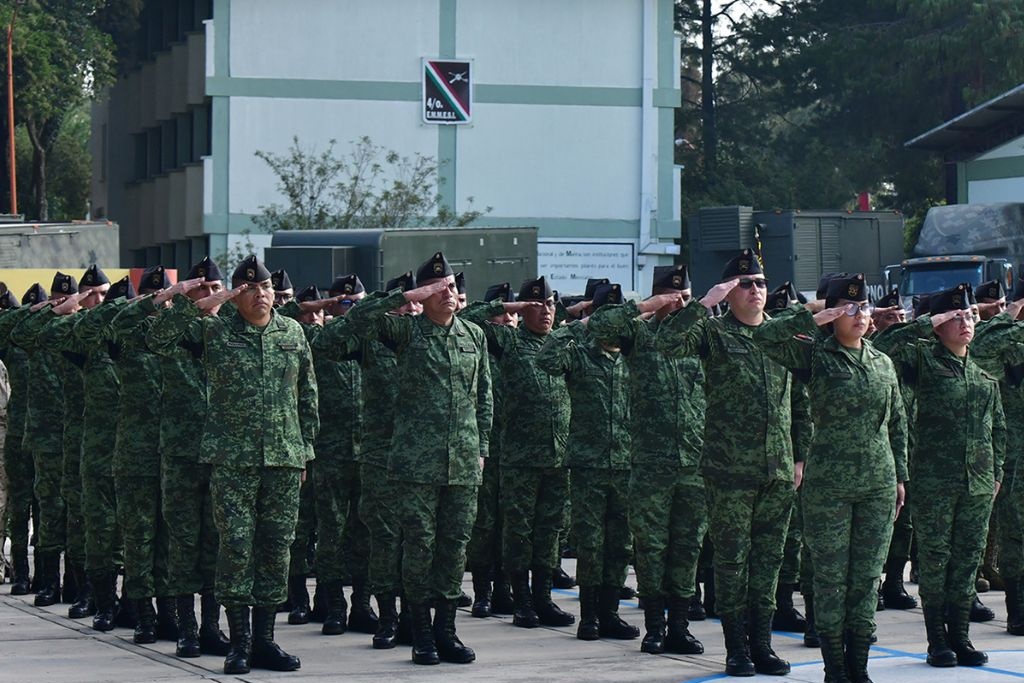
(687, 207, 905, 300)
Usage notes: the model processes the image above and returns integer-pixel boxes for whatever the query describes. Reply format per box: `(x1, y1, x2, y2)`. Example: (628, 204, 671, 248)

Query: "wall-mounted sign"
(538, 240, 637, 293)
(422, 59, 472, 124)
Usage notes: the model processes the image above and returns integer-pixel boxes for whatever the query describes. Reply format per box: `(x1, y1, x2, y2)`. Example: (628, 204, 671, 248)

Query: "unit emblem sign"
(422, 59, 472, 124)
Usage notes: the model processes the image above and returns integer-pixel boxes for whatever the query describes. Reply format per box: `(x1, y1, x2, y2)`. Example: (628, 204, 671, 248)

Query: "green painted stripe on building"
(206, 76, 421, 101)
(475, 84, 641, 107)
(963, 155, 1024, 182)
(437, 0, 458, 212)
(213, 0, 229, 77)
(439, 0, 457, 58)
(657, 0, 675, 88)
(657, 106, 676, 237)
(653, 88, 681, 108)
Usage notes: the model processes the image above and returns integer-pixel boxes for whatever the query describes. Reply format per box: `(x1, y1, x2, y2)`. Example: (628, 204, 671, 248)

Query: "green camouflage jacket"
(0, 308, 31, 440)
(8, 307, 66, 452)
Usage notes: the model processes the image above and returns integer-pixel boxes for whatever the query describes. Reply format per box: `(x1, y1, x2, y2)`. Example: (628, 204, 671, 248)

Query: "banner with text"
(538, 240, 636, 293)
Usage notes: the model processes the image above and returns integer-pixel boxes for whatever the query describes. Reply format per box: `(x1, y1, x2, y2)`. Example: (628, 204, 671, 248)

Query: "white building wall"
(967, 177, 1024, 204)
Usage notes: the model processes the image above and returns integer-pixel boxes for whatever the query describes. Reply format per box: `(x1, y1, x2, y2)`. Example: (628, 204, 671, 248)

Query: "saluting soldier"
(271, 269, 294, 307)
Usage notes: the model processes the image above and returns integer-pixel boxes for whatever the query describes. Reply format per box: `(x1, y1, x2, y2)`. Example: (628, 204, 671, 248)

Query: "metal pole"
(6, 4, 17, 215)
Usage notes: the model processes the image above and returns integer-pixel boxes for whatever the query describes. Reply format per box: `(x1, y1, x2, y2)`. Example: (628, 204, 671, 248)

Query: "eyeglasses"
(737, 279, 768, 290)
(951, 311, 977, 323)
(844, 302, 872, 316)
(337, 299, 356, 307)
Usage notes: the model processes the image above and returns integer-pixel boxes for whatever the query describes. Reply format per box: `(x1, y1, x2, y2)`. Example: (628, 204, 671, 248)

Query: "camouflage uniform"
(0, 310, 34, 583)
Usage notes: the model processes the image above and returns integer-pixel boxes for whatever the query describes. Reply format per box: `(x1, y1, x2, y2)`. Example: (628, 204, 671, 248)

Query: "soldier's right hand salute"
(699, 277, 739, 310)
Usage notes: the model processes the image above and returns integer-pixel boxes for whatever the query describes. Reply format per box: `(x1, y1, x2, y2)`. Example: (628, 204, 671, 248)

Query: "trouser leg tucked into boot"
(818, 632, 851, 683)
(373, 593, 399, 649)
(577, 586, 600, 641)
(532, 570, 575, 626)
(491, 571, 514, 614)
(640, 596, 666, 654)
(1006, 577, 1024, 636)
(510, 571, 539, 628)
(10, 546, 31, 595)
(947, 600, 988, 666)
(91, 572, 118, 632)
(880, 560, 917, 609)
(175, 595, 201, 658)
(155, 597, 179, 641)
(409, 602, 439, 665)
(287, 574, 310, 625)
(665, 596, 704, 654)
(223, 606, 252, 675)
(923, 604, 956, 667)
(771, 583, 807, 632)
(321, 581, 347, 635)
(33, 552, 61, 607)
(844, 630, 873, 683)
(597, 585, 639, 639)
(348, 581, 379, 633)
(67, 563, 95, 619)
(748, 609, 790, 675)
(433, 598, 475, 664)
(251, 605, 300, 671)
(689, 582, 707, 621)
(470, 568, 492, 618)
(199, 591, 230, 656)
(803, 592, 820, 647)
(62, 562, 77, 604)
(133, 598, 157, 644)
(720, 611, 755, 677)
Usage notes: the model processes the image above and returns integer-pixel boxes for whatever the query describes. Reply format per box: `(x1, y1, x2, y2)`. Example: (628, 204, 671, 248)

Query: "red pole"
(6, 5, 16, 216)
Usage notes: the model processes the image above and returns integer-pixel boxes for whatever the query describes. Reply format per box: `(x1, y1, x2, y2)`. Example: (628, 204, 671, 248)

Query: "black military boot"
(115, 586, 137, 629)
(970, 594, 995, 622)
(720, 611, 755, 677)
(155, 596, 179, 641)
(61, 561, 77, 604)
(67, 562, 95, 618)
(134, 598, 158, 644)
(433, 598, 475, 664)
(91, 572, 118, 632)
(819, 632, 852, 683)
(223, 606, 252, 675)
(772, 583, 807, 632)
(1006, 577, 1024, 636)
(922, 604, 956, 667)
(397, 600, 414, 645)
(409, 602, 440, 665)
(491, 572, 514, 614)
(10, 546, 31, 595)
(665, 596, 704, 654)
(640, 596, 666, 654)
(470, 568, 492, 618)
(321, 581, 347, 635)
(532, 570, 575, 626)
(844, 630, 873, 683)
(688, 583, 707, 621)
(749, 609, 791, 675)
(577, 586, 600, 640)
(33, 552, 61, 607)
(251, 605, 301, 671)
(947, 600, 988, 666)
(198, 591, 231, 655)
(348, 581, 379, 633)
(880, 560, 917, 609)
(175, 595, 201, 658)
(553, 563, 577, 589)
(598, 585, 640, 639)
(373, 593, 399, 649)
(30, 547, 42, 593)
(510, 571, 539, 628)
(310, 581, 327, 623)
(803, 592, 820, 647)
(287, 574, 311, 624)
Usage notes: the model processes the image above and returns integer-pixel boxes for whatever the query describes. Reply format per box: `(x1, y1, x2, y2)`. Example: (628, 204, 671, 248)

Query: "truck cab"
(883, 255, 1012, 312)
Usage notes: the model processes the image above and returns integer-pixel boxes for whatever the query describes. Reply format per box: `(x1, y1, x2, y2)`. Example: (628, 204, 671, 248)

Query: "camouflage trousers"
(705, 478, 794, 617)
(116, 475, 170, 599)
(81, 452, 118, 575)
(466, 457, 502, 571)
(779, 492, 803, 586)
(314, 460, 368, 584)
(500, 464, 567, 574)
(62, 445, 85, 564)
(288, 466, 317, 578)
(3, 430, 32, 549)
(803, 484, 895, 638)
(571, 467, 632, 588)
(161, 457, 218, 595)
(629, 462, 707, 600)
(210, 465, 301, 608)
(0, 416, 6, 547)
(395, 482, 476, 604)
(996, 468, 1024, 580)
(797, 488, 814, 591)
(360, 462, 402, 595)
(32, 449, 66, 553)
(913, 484, 992, 608)
(887, 485, 914, 564)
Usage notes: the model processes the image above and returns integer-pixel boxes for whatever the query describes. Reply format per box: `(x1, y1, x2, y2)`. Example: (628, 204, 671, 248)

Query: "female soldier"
(754, 273, 908, 683)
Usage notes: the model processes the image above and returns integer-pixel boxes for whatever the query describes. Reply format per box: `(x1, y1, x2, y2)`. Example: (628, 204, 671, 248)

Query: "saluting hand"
(929, 309, 967, 328)
(153, 277, 206, 306)
(30, 298, 55, 312)
(1008, 298, 1024, 321)
(812, 306, 846, 326)
(51, 291, 86, 315)
(299, 296, 340, 313)
(196, 284, 248, 313)
(404, 278, 452, 303)
(564, 299, 592, 318)
(503, 301, 543, 313)
(804, 300, 826, 313)
(700, 278, 738, 310)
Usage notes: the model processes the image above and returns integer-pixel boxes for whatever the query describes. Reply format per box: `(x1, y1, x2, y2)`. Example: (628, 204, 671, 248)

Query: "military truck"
(687, 206, 905, 300)
(882, 203, 1022, 309)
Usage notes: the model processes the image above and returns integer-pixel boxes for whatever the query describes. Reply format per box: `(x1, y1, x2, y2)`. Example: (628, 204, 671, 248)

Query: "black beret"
(271, 269, 293, 292)
(765, 281, 798, 312)
(592, 283, 623, 310)
(484, 282, 514, 303)
(80, 264, 110, 288)
(584, 278, 609, 299)
(652, 265, 691, 294)
(454, 272, 466, 294)
(385, 271, 416, 293)
(816, 272, 848, 300)
(188, 256, 223, 282)
(22, 283, 46, 305)
(415, 251, 453, 283)
(876, 286, 900, 309)
(140, 265, 172, 292)
(929, 283, 971, 316)
(825, 273, 868, 309)
(51, 271, 78, 295)
(519, 276, 553, 302)
(232, 255, 272, 284)
(721, 249, 763, 281)
(329, 274, 365, 296)
(976, 279, 1004, 302)
(0, 289, 19, 309)
(104, 276, 136, 302)
(296, 285, 322, 302)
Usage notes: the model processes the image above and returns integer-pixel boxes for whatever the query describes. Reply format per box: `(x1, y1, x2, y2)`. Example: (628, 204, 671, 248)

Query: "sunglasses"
(737, 279, 768, 289)
(843, 303, 872, 316)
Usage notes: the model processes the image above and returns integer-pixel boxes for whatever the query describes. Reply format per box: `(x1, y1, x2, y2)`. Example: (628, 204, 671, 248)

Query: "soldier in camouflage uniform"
(538, 282, 638, 642)
(588, 265, 708, 655)
(655, 250, 805, 678)
(148, 256, 318, 675)
(881, 283, 1004, 668)
(459, 276, 573, 629)
(347, 252, 491, 666)
(755, 273, 909, 683)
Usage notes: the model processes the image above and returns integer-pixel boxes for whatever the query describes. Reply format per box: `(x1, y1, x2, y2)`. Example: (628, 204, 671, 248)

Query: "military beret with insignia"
(139, 265, 172, 293)
(0, 289, 19, 309)
(976, 279, 1004, 303)
(51, 271, 78, 296)
(416, 251, 454, 283)
(296, 285, 322, 302)
(825, 273, 867, 309)
(652, 265, 691, 294)
(519, 276, 553, 302)
(80, 264, 110, 288)
(270, 269, 293, 293)
(104, 276, 136, 302)
(454, 272, 466, 295)
(484, 282, 514, 303)
(22, 283, 46, 305)
(592, 283, 623, 310)
(875, 286, 900, 309)
(232, 255, 272, 285)
(329, 274, 365, 296)
(721, 249, 763, 281)
(765, 281, 798, 312)
(584, 278, 609, 299)
(188, 256, 223, 282)
(815, 272, 848, 300)
(385, 271, 416, 293)
(929, 283, 972, 316)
